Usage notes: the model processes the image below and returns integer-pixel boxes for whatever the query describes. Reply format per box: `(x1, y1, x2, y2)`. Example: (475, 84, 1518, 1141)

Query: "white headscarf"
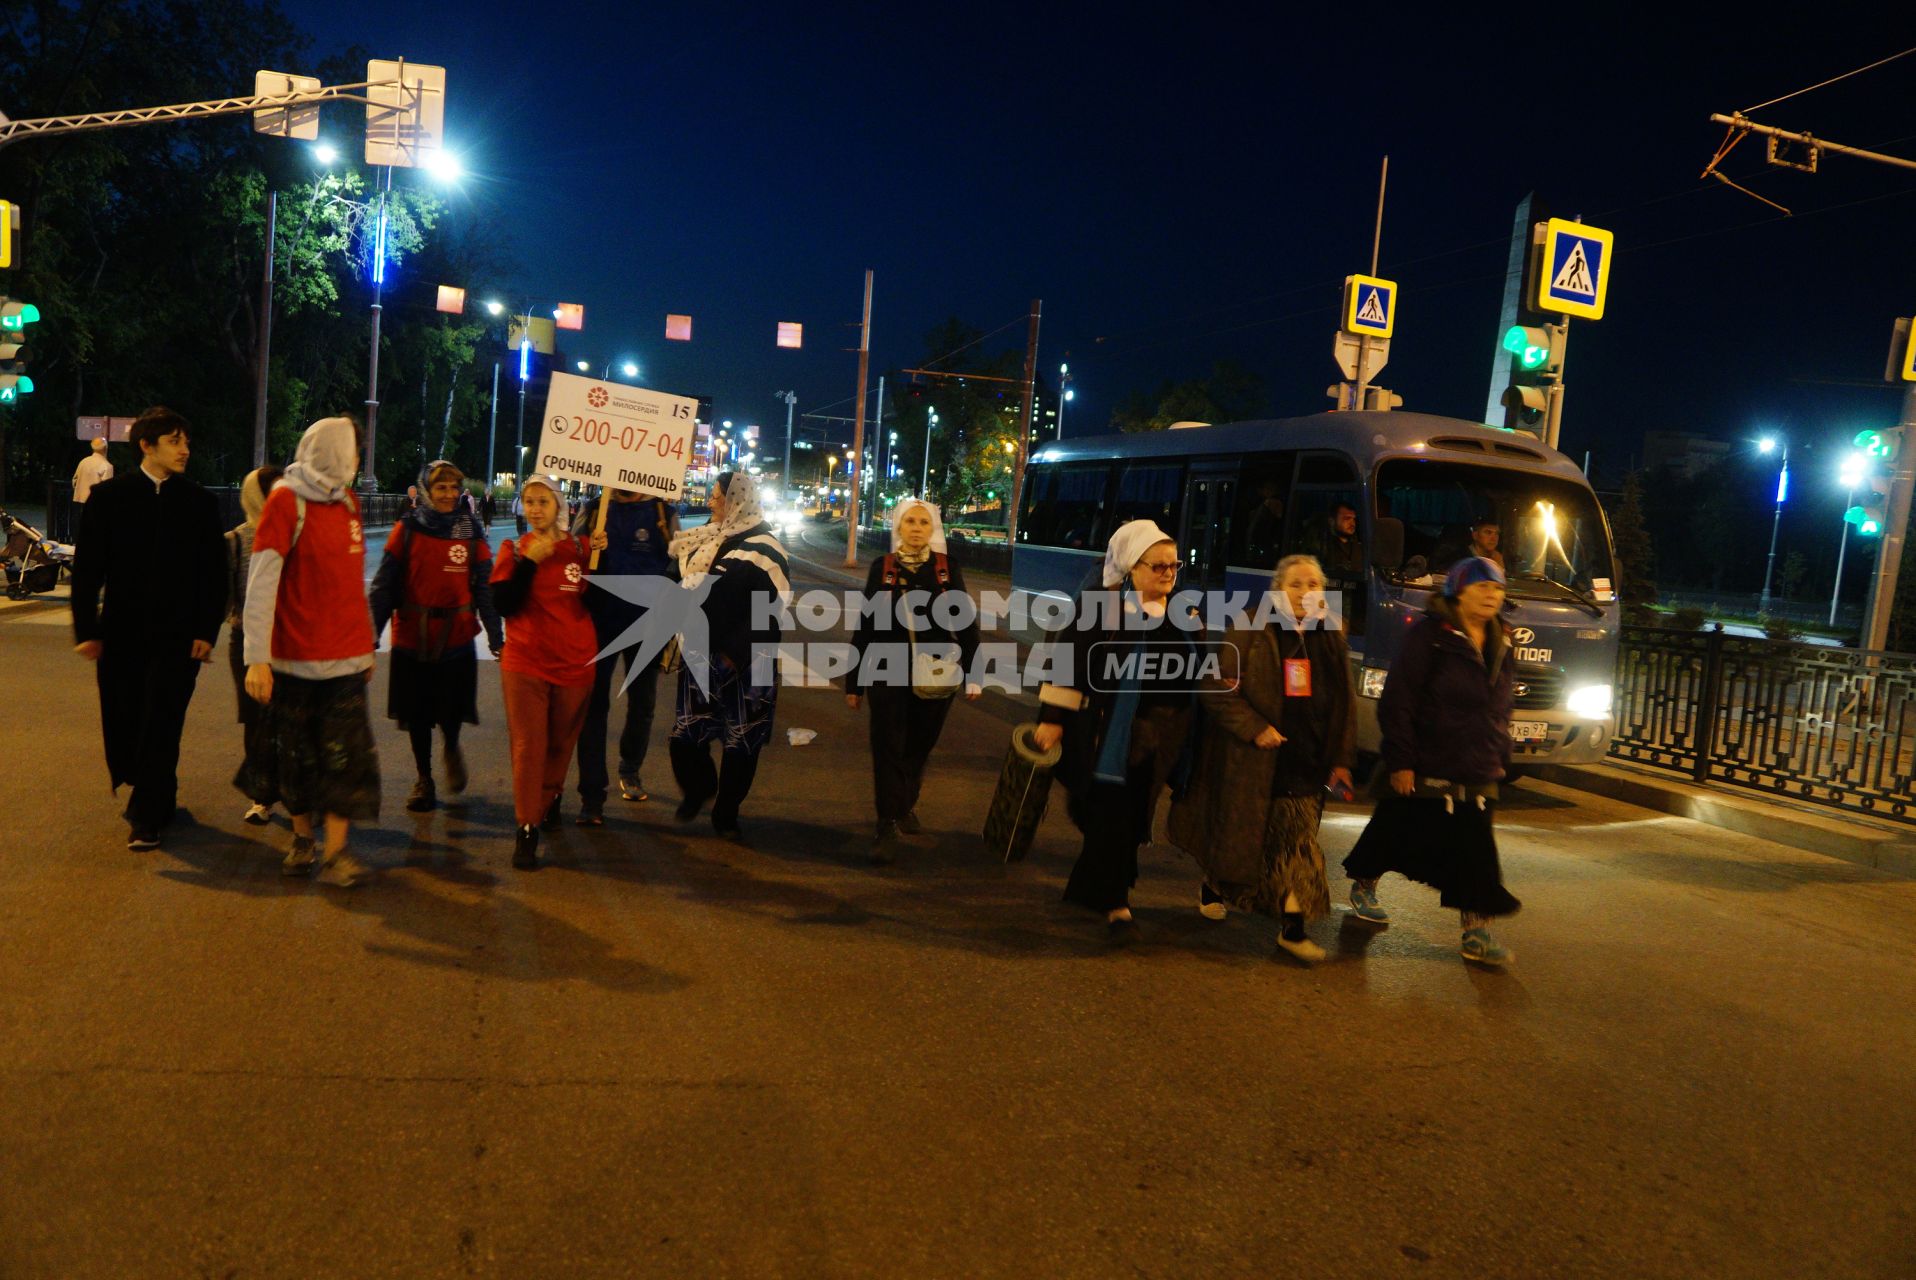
(519, 476, 569, 533)
(1101, 519, 1174, 588)
(238, 467, 273, 528)
(889, 498, 947, 559)
(671, 472, 769, 587)
(281, 416, 359, 503)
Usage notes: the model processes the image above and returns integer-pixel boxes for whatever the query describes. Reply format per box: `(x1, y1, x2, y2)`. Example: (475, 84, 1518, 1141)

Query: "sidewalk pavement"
(1531, 760, 1916, 877)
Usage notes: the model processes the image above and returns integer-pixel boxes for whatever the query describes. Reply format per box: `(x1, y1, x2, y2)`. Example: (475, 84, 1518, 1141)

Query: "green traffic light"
(1854, 428, 1894, 459)
(0, 302, 39, 331)
(1502, 324, 1551, 371)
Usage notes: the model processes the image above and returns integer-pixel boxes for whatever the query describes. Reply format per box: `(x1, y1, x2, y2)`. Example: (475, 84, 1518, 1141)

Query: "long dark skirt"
(235, 671, 382, 821)
(1343, 794, 1521, 918)
(1205, 794, 1332, 921)
(386, 643, 479, 730)
(671, 661, 776, 754)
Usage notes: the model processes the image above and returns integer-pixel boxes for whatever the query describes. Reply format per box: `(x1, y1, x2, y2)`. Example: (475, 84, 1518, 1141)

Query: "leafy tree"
(1108, 360, 1266, 433)
(1609, 470, 1657, 615)
(1778, 549, 1809, 600)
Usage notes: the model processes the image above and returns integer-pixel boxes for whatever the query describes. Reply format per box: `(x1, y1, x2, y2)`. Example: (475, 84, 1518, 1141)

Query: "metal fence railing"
(1611, 624, 1916, 823)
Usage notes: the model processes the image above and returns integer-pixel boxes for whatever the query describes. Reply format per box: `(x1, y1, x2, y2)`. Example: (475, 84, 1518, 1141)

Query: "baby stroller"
(1, 509, 66, 598)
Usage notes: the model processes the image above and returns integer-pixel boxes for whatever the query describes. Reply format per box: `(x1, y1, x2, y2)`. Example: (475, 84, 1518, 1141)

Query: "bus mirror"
(1371, 516, 1405, 570)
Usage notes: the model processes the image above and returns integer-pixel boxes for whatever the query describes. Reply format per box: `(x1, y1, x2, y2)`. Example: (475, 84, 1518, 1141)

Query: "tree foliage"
(0, 0, 513, 500)
(1609, 470, 1657, 612)
(1108, 360, 1266, 433)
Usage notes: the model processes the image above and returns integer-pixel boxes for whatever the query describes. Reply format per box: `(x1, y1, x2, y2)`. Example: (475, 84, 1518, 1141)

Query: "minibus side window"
(1110, 461, 1183, 533)
(1229, 451, 1296, 571)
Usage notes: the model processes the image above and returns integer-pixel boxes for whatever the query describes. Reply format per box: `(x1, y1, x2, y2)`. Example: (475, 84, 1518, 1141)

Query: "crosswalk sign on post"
(1536, 218, 1614, 320)
(1343, 274, 1397, 338)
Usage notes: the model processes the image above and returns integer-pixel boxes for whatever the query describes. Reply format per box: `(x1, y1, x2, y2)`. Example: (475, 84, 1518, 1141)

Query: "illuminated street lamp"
(1755, 435, 1789, 610)
(1834, 450, 1870, 626)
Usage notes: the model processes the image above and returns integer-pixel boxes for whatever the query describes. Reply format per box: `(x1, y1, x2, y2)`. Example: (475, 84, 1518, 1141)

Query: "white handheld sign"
(537, 372, 698, 499)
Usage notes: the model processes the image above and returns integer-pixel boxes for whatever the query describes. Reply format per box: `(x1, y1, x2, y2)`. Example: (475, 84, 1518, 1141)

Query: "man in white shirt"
(71, 437, 114, 534)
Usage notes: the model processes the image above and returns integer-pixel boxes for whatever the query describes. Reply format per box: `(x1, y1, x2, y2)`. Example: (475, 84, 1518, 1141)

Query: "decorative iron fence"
(1611, 625, 1916, 823)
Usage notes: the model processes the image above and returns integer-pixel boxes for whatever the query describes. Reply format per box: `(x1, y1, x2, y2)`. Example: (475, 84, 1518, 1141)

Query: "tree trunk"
(438, 367, 461, 462)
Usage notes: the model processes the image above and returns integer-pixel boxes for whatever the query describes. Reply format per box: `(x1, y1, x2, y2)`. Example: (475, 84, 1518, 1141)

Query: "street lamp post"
(1056, 362, 1072, 443)
(1758, 435, 1789, 611)
(921, 408, 936, 498)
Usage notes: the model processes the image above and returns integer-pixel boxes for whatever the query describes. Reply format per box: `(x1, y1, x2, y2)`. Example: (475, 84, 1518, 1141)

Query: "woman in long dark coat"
(847, 498, 981, 862)
(1169, 553, 1355, 962)
(1031, 519, 1197, 944)
(1343, 555, 1522, 966)
(369, 459, 503, 812)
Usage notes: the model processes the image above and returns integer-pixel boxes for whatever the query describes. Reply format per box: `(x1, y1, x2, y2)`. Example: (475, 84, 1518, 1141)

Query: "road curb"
(1529, 762, 1916, 877)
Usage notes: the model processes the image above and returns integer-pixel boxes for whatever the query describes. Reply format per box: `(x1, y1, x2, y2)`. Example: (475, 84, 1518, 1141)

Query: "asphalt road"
(3, 546, 1914, 1279)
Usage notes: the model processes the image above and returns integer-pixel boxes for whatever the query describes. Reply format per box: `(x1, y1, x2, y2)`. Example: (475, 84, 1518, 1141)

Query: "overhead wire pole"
(844, 269, 873, 568)
(1008, 299, 1041, 550)
(1353, 157, 1388, 413)
(361, 163, 393, 490)
(251, 189, 277, 468)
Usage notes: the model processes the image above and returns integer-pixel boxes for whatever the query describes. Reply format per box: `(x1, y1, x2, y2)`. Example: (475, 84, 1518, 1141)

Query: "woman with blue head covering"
(1342, 555, 1522, 965)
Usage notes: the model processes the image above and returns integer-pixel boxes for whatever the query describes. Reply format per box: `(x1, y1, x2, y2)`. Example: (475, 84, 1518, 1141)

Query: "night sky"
(282, 2, 1916, 483)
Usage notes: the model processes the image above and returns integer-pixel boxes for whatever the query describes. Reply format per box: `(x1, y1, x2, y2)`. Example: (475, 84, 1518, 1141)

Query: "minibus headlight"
(1567, 684, 1612, 720)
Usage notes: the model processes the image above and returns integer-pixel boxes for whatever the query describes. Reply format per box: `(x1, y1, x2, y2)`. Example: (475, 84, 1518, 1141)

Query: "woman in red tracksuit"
(490, 476, 603, 869)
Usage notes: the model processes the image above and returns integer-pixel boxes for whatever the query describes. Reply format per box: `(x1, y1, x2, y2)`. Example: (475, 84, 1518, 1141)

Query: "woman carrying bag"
(1169, 553, 1355, 962)
(369, 459, 503, 813)
(490, 476, 603, 869)
(667, 472, 792, 840)
(846, 498, 981, 862)
(1031, 520, 1197, 944)
(1343, 555, 1522, 966)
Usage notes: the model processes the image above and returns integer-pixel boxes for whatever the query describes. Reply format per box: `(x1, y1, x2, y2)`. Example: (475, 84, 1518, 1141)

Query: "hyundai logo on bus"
(1510, 627, 1553, 663)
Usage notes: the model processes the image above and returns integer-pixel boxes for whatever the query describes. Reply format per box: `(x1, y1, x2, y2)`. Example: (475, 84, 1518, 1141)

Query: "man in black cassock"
(70, 407, 227, 850)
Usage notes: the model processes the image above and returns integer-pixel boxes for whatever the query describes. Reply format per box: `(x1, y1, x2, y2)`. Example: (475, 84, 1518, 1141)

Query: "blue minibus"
(1012, 411, 1619, 766)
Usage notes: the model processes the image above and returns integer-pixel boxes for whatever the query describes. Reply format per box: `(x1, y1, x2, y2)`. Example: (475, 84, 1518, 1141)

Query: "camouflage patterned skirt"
(234, 671, 382, 821)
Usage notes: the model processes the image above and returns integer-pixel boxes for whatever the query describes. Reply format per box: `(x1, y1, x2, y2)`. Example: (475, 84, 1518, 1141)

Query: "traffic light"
(0, 298, 36, 404)
(1854, 427, 1899, 460)
(1499, 321, 1563, 428)
(1846, 504, 1886, 537)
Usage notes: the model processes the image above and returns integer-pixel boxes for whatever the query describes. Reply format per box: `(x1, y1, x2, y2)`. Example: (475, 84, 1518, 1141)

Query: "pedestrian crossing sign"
(1343, 274, 1397, 338)
(1537, 218, 1614, 320)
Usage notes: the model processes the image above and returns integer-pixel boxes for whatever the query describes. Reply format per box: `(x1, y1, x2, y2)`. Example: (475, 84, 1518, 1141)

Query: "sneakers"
(406, 777, 436, 813)
(1460, 927, 1513, 967)
(282, 833, 318, 876)
(1198, 882, 1228, 921)
(674, 795, 707, 823)
(1348, 883, 1390, 925)
(512, 824, 540, 870)
(242, 802, 273, 826)
(575, 804, 605, 827)
(316, 848, 370, 888)
(127, 827, 161, 851)
(712, 811, 743, 841)
(1278, 916, 1325, 963)
(540, 797, 563, 831)
(896, 810, 923, 835)
(443, 742, 468, 795)
(617, 774, 648, 803)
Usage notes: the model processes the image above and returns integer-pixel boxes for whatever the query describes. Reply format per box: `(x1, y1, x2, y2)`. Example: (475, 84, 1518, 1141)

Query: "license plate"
(1510, 721, 1548, 743)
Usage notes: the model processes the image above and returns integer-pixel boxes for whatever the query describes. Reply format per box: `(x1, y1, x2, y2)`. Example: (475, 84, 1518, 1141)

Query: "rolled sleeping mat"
(983, 722, 1063, 863)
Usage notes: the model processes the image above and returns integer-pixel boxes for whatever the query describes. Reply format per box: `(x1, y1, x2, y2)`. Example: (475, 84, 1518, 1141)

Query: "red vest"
(386, 524, 491, 657)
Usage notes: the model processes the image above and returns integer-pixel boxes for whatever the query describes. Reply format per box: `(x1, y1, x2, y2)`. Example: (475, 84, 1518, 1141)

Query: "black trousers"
(576, 615, 661, 803)
(866, 686, 954, 821)
(98, 638, 203, 830)
(1062, 771, 1157, 914)
(669, 737, 760, 826)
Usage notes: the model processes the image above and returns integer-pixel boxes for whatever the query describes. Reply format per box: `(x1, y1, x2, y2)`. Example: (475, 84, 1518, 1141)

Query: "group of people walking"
(72, 407, 1522, 966)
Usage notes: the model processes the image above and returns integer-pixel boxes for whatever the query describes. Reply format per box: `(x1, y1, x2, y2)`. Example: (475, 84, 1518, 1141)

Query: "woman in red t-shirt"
(490, 476, 604, 869)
